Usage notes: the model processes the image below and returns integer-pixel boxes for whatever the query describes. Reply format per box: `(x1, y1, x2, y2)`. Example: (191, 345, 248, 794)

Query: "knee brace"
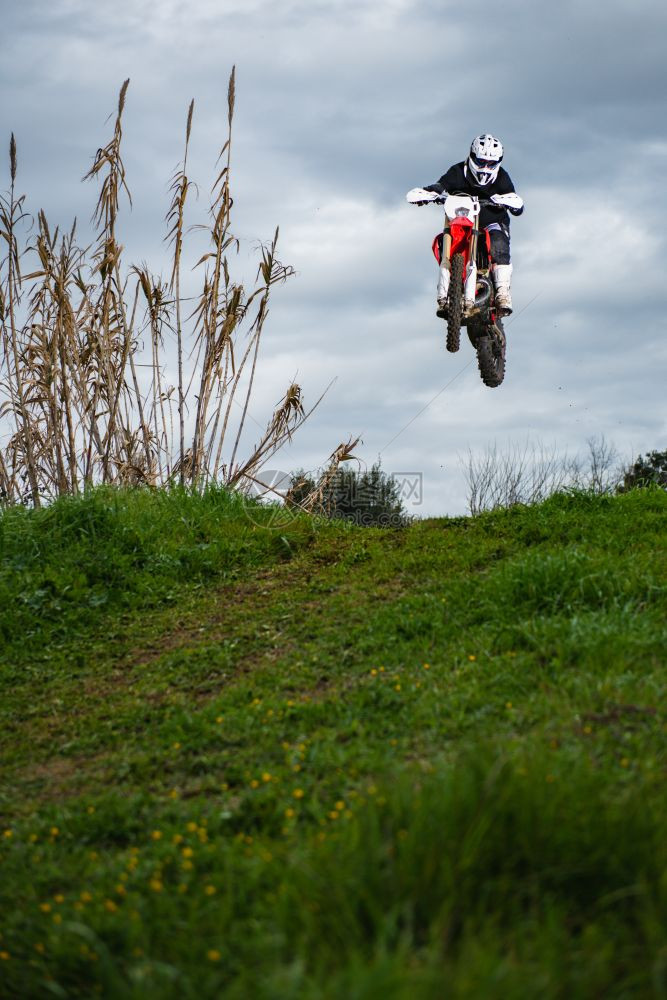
(486, 224, 511, 266)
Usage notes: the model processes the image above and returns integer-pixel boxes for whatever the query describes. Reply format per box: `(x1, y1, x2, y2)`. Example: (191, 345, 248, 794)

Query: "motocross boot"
(436, 266, 449, 317)
(492, 264, 513, 316)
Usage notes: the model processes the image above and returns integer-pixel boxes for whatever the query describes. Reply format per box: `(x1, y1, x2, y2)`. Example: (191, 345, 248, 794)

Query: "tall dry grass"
(0, 72, 338, 507)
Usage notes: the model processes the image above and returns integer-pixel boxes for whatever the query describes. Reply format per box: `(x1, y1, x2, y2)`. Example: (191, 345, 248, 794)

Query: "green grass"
(1, 486, 666, 998)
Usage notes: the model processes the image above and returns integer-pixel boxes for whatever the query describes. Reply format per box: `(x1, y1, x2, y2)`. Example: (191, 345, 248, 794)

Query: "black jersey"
(425, 161, 522, 229)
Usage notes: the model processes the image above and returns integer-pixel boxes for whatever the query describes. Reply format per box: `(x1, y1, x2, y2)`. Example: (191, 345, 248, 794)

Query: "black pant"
(485, 222, 511, 265)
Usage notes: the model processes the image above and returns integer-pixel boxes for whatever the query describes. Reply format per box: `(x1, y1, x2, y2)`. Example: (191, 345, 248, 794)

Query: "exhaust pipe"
(474, 276, 492, 309)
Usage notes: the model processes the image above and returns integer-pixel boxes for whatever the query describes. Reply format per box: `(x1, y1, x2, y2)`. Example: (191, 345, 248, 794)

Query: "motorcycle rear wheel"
(446, 253, 464, 353)
(475, 317, 506, 388)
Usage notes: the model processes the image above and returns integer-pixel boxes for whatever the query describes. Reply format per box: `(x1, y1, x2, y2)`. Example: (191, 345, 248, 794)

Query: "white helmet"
(468, 134, 503, 186)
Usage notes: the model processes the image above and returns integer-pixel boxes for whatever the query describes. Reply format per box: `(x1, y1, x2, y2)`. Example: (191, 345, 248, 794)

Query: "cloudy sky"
(2, 0, 666, 514)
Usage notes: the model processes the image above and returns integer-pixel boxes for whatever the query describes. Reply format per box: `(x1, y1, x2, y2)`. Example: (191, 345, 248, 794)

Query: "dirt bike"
(408, 189, 516, 388)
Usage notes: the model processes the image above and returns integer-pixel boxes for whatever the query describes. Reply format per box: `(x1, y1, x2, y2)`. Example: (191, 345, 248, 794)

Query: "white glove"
(490, 192, 524, 215)
(406, 187, 441, 205)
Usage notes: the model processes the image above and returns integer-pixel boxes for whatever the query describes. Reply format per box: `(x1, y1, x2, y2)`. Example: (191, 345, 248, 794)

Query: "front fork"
(464, 224, 480, 313)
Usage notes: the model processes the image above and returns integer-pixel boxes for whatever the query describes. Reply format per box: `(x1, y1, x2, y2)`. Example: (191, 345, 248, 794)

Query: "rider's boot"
(492, 264, 513, 316)
(436, 266, 450, 316)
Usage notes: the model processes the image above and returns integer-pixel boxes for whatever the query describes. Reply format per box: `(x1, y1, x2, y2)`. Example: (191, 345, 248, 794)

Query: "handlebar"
(411, 194, 512, 210)
(426, 193, 497, 207)
(407, 187, 523, 215)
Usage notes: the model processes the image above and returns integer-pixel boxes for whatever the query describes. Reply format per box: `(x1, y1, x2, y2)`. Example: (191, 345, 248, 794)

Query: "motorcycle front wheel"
(446, 253, 464, 353)
(475, 317, 506, 388)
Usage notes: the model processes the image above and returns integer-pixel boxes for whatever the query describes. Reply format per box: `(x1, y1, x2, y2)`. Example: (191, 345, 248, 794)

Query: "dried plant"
(0, 73, 335, 506)
(286, 436, 362, 516)
(462, 435, 623, 515)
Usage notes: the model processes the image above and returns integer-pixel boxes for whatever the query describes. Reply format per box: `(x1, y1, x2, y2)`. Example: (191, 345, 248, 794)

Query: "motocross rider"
(409, 134, 524, 316)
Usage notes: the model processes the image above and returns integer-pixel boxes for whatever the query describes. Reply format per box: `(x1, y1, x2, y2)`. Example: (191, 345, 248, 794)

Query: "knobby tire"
(475, 316, 506, 388)
(446, 253, 464, 353)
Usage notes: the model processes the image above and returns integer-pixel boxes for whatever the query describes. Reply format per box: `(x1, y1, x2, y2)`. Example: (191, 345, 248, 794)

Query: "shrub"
(289, 462, 408, 527)
(620, 449, 667, 491)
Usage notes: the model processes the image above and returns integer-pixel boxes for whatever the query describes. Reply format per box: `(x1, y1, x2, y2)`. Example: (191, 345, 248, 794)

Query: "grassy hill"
(1, 486, 666, 999)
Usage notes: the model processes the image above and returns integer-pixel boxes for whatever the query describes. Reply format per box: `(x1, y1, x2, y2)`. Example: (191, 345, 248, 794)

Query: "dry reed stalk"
(190, 68, 241, 483)
(134, 266, 173, 477)
(166, 98, 195, 484)
(288, 437, 362, 515)
(82, 79, 134, 485)
(0, 135, 41, 505)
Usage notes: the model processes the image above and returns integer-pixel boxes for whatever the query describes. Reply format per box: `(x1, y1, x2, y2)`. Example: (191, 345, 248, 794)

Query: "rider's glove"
(406, 187, 441, 206)
(490, 192, 524, 215)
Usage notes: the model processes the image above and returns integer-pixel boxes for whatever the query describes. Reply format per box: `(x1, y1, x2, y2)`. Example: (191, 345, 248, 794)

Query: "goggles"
(471, 153, 501, 170)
